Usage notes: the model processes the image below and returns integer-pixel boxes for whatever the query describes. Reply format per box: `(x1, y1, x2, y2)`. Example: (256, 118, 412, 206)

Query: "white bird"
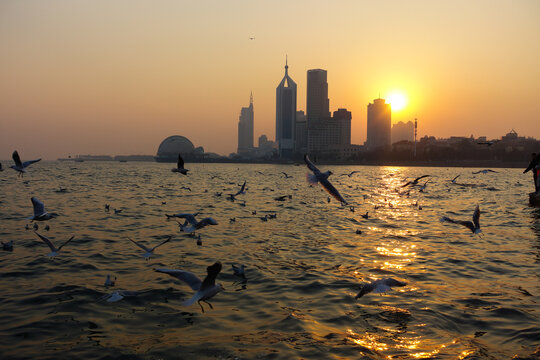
(10, 150, 41, 177)
(29, 197, 55, 221)
(34, 231, 75, 257)
(172, 153, 189, 175)
(304, 154, 348, 205)
(155, 262, 224, 313)
(472, 169, 498, 174)
(127, 236, 171, 259)
(101, 290, 138, 303)
(440, 205, 482, 234)
(355, 278, 407, 298)
(167, 213, 218, 233)
(104, 274, 116, 287)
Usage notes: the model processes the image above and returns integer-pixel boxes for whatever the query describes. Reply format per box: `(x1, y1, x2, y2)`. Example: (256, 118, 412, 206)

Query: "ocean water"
(0, 162, 539, 360)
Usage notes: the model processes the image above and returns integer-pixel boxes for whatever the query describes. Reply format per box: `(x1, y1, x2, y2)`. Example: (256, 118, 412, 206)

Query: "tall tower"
(366, 98, 391, 150)
(306, 69, 330, 123)
(237, 92, 254, 154)
(276, 57, 297, 157)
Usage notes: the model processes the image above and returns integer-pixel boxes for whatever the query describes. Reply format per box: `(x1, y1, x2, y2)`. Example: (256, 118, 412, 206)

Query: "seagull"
(249, 36, 255, 40)
(342, 170, 361, 177)
(104, 204, 110, 211)
(114, 209, 122, 214)
(29, 197, 55, 221)
(10, 150, 41, 177)
(401, 175, 430, 188)
(34, 231, 75, 257)
(355, 278, 407, 298)
(196, 234, 202, 246)
(127, 236, 171, 259)
(233, 181, 247, 196)
(180, 186, 192, 191)
(104, 274, 116, 287)
(361, 211, 369, 219)
(101, 290, 139, 303)
(304, 154, 348, 205)
(2, 240, 13, 251)
(451, 175, 460, 183)
(155, 262, 224, 313)
(167, 213, 218, 233)
(231, 264, 245, 278)
(259, 215, 268, 222)
(172, 154, 188, 175)
(440, 205, 482, 234)
(274, 195, 289, 201)
(281, 172, 293, 179)
(418, 179, 431, 192)
(215, 192, 222, 197)
(472, 169, 498, 174)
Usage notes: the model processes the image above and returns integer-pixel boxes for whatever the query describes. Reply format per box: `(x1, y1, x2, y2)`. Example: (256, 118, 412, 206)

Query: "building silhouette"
(295, 110, 308, 154)
(391, 121, 414, 144)
(366, 98, 391, 150)
(306, 69, 330, 123)
(275, 58, 297, 158)
(237, 92, 254, 154)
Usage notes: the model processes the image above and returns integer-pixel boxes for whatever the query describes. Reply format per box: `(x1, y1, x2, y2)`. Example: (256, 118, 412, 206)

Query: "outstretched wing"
(201, 262, 222, 290)
(472, 205, 480, 229)
(487, 169, 498, 173)
(320, 178, 348, 205)
(172, 213, 198, 225)
(240, 181, 246, 192)
(34, 231, 57, 252)
(451, 175, 460, 182)
(31, 197, 46, 217)
(414, 175, 430, 182)
(382, 278, 407, 287)
(355, 282, 375, 298)
(304, 154, 320, 175)
(177, 154, 184, 169)
(22, 158, 41, 168)
(127, 237, 151, 253)
(155, 268, 202, 291)
(57, 236, 75, 251)
(12, 151, 22, 167)
(151, 236, 172, 252)
(200, 217, 218, 226)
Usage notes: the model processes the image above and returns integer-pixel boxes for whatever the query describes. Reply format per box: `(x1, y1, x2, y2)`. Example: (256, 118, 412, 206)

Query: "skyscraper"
(391, 121, 414, 144)
(366, 98, 391, 150)
(306, 69, 330, 122)
(237, 92, 254, 154)
(276, 58, 297, 157)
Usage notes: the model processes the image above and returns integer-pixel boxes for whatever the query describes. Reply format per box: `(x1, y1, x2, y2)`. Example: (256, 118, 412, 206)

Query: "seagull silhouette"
(401, 175, 430, 188)
(472, 169, 498, 174)
(127, 236, 171, 259)
(172, 154, 188, 175)
(440, 205, 482, 234)
(355, 278, 407, 298)
(29, 197, 55, 221)
(167, 213, 218, 233)
(10, 150, 41, 177)
(304, 154, 348, 205)
(281, 172, 293, 179)
(34, 231, 75, 257)
(155, 262, 224, 313)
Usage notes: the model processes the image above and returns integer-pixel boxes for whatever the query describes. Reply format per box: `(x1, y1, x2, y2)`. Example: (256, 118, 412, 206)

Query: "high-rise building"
(306, 69, 330, 122)
(237, 92, 254, 154)
(295, 110, 308, 154)
(366, 98, 391, 150)
(308, 108, 352, 153)
(276, 58, 297, 157)
(391, 121, 414, 144)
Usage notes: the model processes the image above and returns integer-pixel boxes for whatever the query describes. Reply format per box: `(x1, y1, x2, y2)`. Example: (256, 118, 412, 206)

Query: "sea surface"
(0, 162, 539, 360)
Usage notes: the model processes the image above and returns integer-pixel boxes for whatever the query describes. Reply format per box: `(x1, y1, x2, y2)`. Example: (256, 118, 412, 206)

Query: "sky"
(1, 0, 539, 160)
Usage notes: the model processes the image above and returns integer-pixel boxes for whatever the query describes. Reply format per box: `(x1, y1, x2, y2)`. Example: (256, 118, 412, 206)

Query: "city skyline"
(1, 0, 539, 159)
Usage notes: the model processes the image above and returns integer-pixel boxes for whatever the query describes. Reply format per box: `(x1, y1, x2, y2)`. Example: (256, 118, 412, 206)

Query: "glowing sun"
(387, 92, 407, 111)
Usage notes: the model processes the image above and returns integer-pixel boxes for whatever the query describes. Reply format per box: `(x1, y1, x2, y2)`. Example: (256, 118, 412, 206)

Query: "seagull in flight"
(342, 170, 362, 178)
(171, 154, 189, 175)
(155, 262, 224, 313)
(440, 205, 482, 234)
(233, 181, 247, 196)
(127, 236, 171, 259)
(29, 197, 55, 221)
(281, 172, 293, 179)
(304, 154, 348, 205)
(402, 175, 430, 188)
(10, 150, 41, 177)
(450, 175, 460, 183)
(34, 231, 75, 257)
(472, 169, 498, 174)
(355, 278, 407, 298)
(167, 213, 218, 233)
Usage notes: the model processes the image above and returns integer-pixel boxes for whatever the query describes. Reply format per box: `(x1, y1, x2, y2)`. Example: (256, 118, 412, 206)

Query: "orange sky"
(1, 0, 539, 159)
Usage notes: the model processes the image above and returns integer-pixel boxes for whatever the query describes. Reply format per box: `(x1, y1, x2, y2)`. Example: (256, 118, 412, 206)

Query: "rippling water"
(0, 162, 539, 359)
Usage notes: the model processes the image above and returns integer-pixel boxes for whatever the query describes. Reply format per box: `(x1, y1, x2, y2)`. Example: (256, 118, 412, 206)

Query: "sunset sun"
(387, 92, 407, 111)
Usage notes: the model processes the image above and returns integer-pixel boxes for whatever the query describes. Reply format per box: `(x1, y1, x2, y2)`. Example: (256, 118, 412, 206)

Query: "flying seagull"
(281, 172, 293, 179)
(440, 205, 482, 234)
(355, 278, 407, 298)
(342, 170, 362, 177)
(166, 213, 218, 233)
(155, 262, 224, 313)
(402, 175, 430, 187)
(29, 197, 55, 221)
(34, 231, 75, 257)
(304, 154, 348, 205)
(233, 181, 247, 196)
(172, 154, 188, 175)
(451, 175, 460, 183)
(127, 236, 171, 259)
(10, 151, 41, 177)
(472, 169, 498, 174)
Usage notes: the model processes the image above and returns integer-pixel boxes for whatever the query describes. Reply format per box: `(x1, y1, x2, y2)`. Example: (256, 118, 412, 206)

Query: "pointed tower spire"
(250, 90, 253, 105)
(285, 55, 288, 76)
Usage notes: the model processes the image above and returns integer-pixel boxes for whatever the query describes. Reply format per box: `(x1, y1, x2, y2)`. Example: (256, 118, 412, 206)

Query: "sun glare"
(387, 92, 407, 112)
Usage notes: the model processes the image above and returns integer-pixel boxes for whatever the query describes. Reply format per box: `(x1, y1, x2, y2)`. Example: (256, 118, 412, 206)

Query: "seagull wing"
(472, 205, 480, 229)
(177, 154, 184, 169)
(304, 154, 321, 175)
(57, 236, 75, 251)
(382, 278, 407, 288)
(401, 181, 413, 188)
(31, 197, 46, 217)
(34, 231, 57, 252)
(173, 213, 198, 225)
(320, 178, 348, 205)
(355, 281, 376, 298)
(200, 217, 218, 226)
(451, 175, 460, 182)
(201, 262, 222, 291)
(487, 169, 498, 173)
(155, 268, 202, 291)
(22, 158, 41, 168)
(472, 171, 481, 174)
(12, 151, 22, 167)
(150, 236, 172, 252)
(240, 181, 246, 192)
(127, 237, 152, 253)
(414, 175, 430, 182)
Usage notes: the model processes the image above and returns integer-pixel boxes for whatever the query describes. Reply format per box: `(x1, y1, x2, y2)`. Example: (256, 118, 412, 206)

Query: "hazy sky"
(1, 0, 539, 159)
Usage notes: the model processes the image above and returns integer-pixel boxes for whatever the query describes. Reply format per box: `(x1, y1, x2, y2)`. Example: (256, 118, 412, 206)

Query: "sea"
(0, 161, 539, 359)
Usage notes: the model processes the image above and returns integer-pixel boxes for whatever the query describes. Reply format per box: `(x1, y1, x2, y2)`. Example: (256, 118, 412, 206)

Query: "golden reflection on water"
(346, 329, 389, 352)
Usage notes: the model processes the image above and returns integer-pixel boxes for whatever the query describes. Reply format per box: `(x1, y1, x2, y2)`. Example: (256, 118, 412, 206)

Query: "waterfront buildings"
(275, 59, 297, 158)
(366, 98, 391, 150)
(306, 69, 330, 122)
(237, 92, 254, 154)
(392, 121, 414, 144)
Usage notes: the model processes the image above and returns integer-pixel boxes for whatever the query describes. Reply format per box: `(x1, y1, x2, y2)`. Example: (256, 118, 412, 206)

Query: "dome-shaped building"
(155, 135, 204, 162)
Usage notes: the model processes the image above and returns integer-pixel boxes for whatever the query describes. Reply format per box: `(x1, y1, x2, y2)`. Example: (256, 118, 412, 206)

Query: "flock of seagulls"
(2, 149, 511, 313)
